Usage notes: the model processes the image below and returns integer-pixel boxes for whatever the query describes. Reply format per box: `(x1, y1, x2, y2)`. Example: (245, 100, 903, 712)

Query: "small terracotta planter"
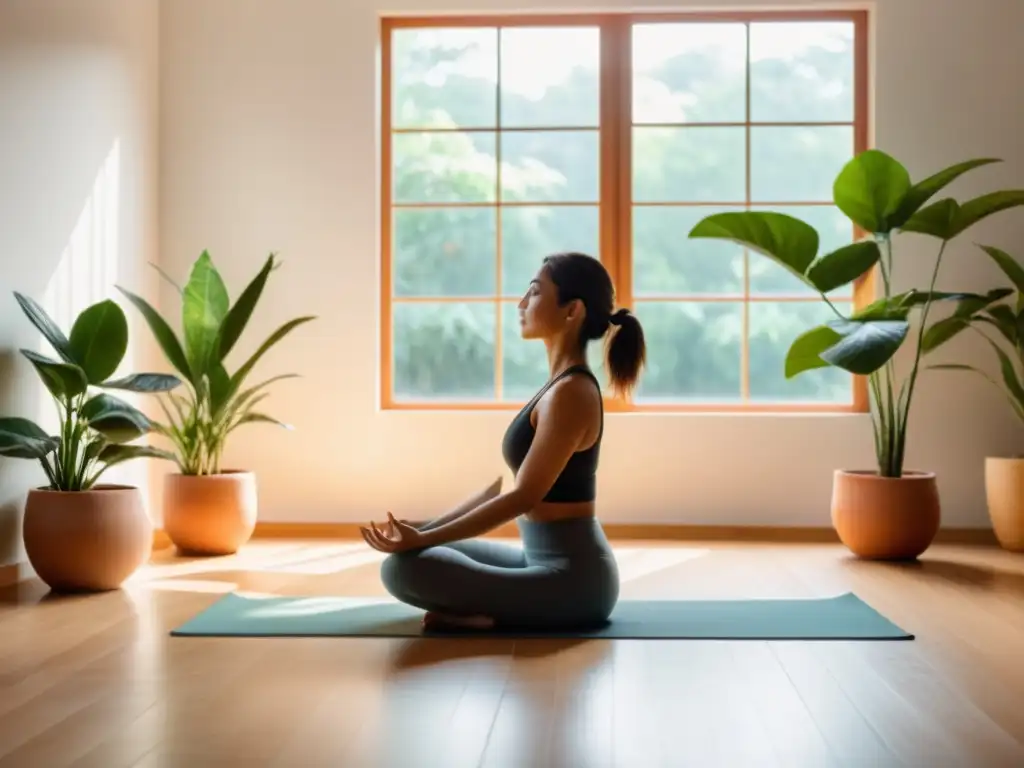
(985, 457, 1024, 552)
(163, 470, 258, 556)
(22, 485, 152, 592)
(831, 469, 940, 560)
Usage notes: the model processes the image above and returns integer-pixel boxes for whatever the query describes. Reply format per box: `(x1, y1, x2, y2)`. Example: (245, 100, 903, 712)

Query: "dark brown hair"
(542, 252, 646, 396)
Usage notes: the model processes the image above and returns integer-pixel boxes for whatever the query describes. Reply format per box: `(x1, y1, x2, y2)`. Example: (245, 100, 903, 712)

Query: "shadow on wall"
(0, 138, 150, 564)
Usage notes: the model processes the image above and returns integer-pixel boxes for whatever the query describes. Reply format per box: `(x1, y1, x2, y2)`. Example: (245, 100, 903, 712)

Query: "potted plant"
(921, 244, 1024, 551)
(0, 292, 181, 592)
(117, 251, 315, 556)
(688, 149, 1024, 559)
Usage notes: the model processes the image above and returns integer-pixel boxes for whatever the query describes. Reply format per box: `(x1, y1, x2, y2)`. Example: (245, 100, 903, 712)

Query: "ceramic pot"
(23, 484, 152, 592)
(985, 457, 1024, 552)
(162, 470, 258, 556)
(831, 469, 940, 560)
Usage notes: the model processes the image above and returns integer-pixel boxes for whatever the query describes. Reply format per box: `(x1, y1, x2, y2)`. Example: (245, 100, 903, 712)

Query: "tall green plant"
(0, 294, 181, 490)
(117, 251, 315, 476)
(688, 150, 1024, 477)
(922, 245, 1024, 432)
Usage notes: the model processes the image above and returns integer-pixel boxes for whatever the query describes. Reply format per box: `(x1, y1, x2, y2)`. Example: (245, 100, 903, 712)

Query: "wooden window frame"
(379, 10, 872, 413)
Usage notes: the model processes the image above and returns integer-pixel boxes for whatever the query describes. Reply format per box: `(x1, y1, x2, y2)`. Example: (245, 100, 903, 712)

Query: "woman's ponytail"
(605, 308, 646, 397)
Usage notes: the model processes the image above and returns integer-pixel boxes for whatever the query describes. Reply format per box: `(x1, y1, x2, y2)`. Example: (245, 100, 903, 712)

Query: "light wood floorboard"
(1, 539, 1023, 767)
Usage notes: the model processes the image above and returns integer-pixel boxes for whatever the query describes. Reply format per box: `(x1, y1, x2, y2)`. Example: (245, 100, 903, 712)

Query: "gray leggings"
(379, 516, 620, 629)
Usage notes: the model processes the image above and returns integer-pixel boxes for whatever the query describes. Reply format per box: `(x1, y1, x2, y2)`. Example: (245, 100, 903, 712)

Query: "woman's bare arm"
(413, 476, 503, 531)
(419, 378, 596, 546)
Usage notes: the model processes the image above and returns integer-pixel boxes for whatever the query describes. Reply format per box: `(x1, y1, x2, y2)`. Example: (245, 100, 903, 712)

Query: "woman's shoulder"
(536, 370, 602, 423)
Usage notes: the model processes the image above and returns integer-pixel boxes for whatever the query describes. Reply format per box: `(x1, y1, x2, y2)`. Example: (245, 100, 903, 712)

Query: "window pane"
(393, 132, 496, 204)
(633, 302, 742, 402)
(750, 125, 853, 202)
(393, 208, 496, 297)
(500, 131, 599, 203)
(634, 127, 746, 203)
(393, 302, 495, 400)
(392, 28, 497, 129)
(750, 22, 855, 123)
(633, 206, 744, 296)
(749, 301, 853, 403)
(748, 205, 855, 296)
(501, 206, 600, 297)
(500, 27, 600, 128)
(501, 301, 549, 401)
(632, 23, 747, 124)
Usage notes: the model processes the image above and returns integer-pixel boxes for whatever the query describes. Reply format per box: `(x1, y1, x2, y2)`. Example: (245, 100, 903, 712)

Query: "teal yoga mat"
(170, 592, 912, 640)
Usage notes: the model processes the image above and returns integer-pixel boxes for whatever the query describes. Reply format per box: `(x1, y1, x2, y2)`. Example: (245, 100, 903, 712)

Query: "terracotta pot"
(985, 457, 1024, 552)
(163, 470, 258, 556)
(830, 469, 940, 560)
(22, 485, 152, 592)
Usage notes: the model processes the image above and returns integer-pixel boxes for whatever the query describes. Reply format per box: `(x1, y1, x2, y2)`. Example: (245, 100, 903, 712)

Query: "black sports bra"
(500, 364, 603, 503)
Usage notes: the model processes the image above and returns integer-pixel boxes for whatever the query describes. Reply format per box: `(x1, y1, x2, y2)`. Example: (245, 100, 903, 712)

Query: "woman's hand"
(360, 512, 430, 554)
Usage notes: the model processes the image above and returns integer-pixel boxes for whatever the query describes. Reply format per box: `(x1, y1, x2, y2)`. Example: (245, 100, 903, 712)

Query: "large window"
(380, 11, 870, 412)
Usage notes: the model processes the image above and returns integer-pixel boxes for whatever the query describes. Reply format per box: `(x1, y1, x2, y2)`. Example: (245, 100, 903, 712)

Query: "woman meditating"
(360, 252, 646, 631)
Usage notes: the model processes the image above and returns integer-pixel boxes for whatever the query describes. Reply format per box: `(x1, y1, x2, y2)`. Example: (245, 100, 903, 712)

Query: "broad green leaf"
(981, 305, 1018, 345)
(97, 443, 177, 467)
(208, 363, 232, 417)
(688, 211, 818, 285)
(81, 393, 152, 443)
(832, 149, 911, 233)
(949, 288, 1014, 317)
(879, 289, 1009, 314)
(978, 245, 1024, 293)
(805, 240, 881, 293)
(821, 319, 910, 375)
(12, 292, 76, 364)
(88, 414, 151, 444)
(226, 316, 317, 398)
(899, 198, 961, 240)
(902, 191, 1024, 240)
(183, 251, 230, 379)
(851, 296, 912, 321)
(955, 191, 1024, 237)
(83, 436, 107, 465)
(116, 285, 193, 382)
(19, 349, 88, 400)
(217, 254, 276, 362)
(103, 373, 183, 392)
(985, 337, 1024, 412)
(922, 316, 970, 353)
(888, 158, 1002, 229)
(68, 299, 128, 383)
(784, 325, 844, 378)
(0, 417, 58, 459)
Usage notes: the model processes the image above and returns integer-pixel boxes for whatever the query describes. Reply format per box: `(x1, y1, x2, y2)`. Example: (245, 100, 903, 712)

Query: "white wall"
(158, 0, 1024, 529)
(0, 0, 162, 568)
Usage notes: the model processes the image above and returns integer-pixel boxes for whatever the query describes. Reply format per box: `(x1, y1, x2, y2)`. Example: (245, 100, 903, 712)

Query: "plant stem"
(38, 455, 58, 489)
(880, 235, 893, 296)
(884, 360, 898, 476)
(894, 239, 949, 479)
(58, 397, 73, 490)
(868, 370, 885, 469)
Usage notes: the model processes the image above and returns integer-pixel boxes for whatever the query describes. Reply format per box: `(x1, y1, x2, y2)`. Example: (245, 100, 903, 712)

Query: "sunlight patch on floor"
(614, 547, 710, 583)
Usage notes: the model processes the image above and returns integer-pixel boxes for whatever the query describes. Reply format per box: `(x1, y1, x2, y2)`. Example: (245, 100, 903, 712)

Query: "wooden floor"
(1, 538, 1024, 767)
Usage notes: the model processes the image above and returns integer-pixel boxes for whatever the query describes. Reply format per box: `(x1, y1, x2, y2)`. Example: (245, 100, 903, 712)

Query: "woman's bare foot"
(423, 611, 496, 631)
